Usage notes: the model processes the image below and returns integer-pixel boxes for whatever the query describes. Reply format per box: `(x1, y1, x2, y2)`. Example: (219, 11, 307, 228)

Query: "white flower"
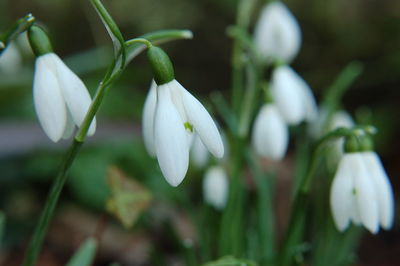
(203, 166, 229, 210)
(252, 103, 288, 160)
(271, 65, 318, 125)
(0, 42, 22, 74)
(142, 79, 224, 187)
(330, 152, 394, 234)
(33, 53, 96, 142)
(253, 1, 301, 64)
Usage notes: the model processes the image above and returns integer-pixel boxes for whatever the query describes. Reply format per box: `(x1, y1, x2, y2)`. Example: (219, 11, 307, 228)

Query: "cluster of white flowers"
(252, 1, 317, 160)
(330, 150, 394, 234)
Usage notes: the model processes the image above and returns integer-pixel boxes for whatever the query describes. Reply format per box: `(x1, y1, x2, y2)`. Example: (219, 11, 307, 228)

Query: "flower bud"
(344, 135, 359, 153)
(147, 46, 174, 85)
(28, 25, 53, 57)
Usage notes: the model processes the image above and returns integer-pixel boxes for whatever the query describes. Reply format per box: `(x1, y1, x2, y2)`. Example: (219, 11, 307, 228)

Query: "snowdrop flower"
(252, 103, 288, 160)
(203, 166, 229, 210)
(143, 46, 224, 186)
(271, 65, 318, 125)
(253, 1, 301, 64)
(330, 137, 394, 234)
(0, 42, 22, 74)
(29, 26, 96, 142)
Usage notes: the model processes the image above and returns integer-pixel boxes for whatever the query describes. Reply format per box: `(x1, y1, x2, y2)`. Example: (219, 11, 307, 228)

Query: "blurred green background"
(0, 0, 399, 265)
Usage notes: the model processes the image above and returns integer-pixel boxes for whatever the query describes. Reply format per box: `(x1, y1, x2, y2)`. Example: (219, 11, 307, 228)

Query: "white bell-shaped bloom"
(203, 166, 229, 210)
(143, 79, 224, 187)
(271, 65, 318, 125)
(33, 53, 96, 142)
(191, 134, 209, 168)
(330, 151, 394, 234)
(0, 42, 22, 74)
(361, 151, 395, 230)
(253, 1, 301, 64)
(252, 103, 288, 160)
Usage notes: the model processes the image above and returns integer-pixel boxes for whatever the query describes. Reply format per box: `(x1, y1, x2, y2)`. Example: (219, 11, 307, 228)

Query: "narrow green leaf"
(90, 0, 124, 54)
(66, 237, 98, 266)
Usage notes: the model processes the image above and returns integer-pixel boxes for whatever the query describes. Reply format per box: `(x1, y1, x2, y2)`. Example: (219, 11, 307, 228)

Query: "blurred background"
(0, 0, 399, 265)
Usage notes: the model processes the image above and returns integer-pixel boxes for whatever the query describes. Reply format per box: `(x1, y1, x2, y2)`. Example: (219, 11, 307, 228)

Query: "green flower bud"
(147, 46, 174, 85)
(344, 135, 360, 153)
(28, 25, 53, 57)
(359, 134, 374, 152)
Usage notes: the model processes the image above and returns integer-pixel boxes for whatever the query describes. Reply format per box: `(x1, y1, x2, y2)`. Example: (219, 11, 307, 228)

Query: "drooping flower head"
(143, 46, 224, 186)
(330, 134, 395, 234)
(253, 1, 301, 64)
(28, 26, 96, 142)
(203, 165, 229, 210)
(271, 65, 318, 125)
(252, 103, 288, 160)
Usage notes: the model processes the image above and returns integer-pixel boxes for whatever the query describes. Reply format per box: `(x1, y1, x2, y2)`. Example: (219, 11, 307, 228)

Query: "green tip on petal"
(28, 25, 53, 57)
(147, 46, 175, 85)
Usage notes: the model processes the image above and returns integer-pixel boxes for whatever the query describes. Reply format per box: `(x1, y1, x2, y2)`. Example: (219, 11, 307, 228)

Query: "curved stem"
(22, 140, 83, 266)
(125, 38, 153, 48)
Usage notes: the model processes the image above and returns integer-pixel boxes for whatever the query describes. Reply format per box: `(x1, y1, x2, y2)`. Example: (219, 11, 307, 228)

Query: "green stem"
(0, 13, 35, 54)
(22, 140, 83, 266)
(230, 0, 257, 117)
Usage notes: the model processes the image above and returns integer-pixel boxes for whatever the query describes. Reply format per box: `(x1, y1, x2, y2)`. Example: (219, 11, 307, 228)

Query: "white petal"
(53, 54, 96, 136)
(142, 80, 157, 157)
(252, 104, 288, 160)
(348, 153, 379, 234)
(62, 110, 75, 139)
(330, 155, 354, 232)
(175, 80, 224, 158)
(203, 166, 229, 210)
(191, 134, 209, 168)
(154, 84, 189, 187)
(253, 1, 301, 63)
(297, 75, 318, 122)
(329, 111, 354, 132)
(33, 54, 67, 142)
(271, 65, 305, 125)
(362, 152, 394, 230)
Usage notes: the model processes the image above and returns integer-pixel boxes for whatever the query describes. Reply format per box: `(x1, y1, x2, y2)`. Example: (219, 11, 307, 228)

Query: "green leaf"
(66, 237, 97, 266)
(106, 166, 152, 229)
(202, 256, 258, 266)
(90, 0, 124, 54)
(125, 29, 193, 65)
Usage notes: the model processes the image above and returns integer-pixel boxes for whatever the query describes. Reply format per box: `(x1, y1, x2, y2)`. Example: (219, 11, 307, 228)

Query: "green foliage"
(203, 256, 258, 266)
(66, 237, 98, 266)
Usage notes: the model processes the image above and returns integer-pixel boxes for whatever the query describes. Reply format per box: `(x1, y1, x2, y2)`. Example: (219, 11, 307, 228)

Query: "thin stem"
(22, 140, 83, 266)
(0, 13, 35, 54)
(230, 0, 257, 117)
(125, 38, 153, 48)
